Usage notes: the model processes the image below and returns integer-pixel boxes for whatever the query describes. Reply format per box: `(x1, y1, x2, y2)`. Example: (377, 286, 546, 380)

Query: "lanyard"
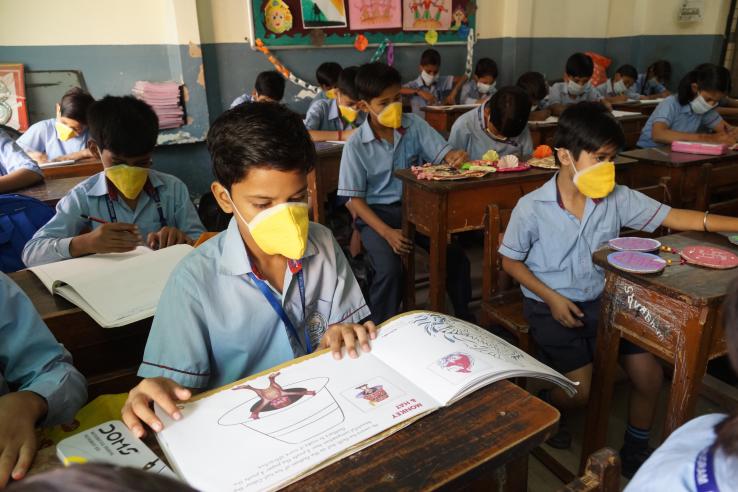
(104, 180, 168, 227)
(694, 445, 719, 492)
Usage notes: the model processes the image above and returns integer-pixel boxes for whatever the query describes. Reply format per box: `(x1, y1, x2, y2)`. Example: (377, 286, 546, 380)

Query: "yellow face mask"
(375, 101, 403, 129)
(105, 164, 149, 200)
(339, 104, 358, 124)
(55, 121, 78, 142)
(570, 154, 615, 199)
(325, 88, 337, 99)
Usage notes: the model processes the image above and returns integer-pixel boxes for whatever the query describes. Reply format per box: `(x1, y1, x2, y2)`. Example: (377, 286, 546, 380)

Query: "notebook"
(424, 103, 479, 110)
(611, 109, 642, 118)
(29, 244, 192, 327)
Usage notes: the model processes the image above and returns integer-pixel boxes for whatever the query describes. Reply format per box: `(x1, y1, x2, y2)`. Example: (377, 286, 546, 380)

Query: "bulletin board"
(250, 0, 478, 48)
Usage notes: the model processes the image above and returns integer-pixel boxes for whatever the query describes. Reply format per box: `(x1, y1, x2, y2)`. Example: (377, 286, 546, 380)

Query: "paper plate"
(680, 245, 738, 270)
(607, 251, 667, 274)
(494, 164, 531, 172)
(608, 237, 662, 252)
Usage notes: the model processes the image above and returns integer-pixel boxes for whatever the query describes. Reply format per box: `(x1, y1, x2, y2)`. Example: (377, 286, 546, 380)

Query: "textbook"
(29, 244, 192, 327)
(155, 311, 576, 492)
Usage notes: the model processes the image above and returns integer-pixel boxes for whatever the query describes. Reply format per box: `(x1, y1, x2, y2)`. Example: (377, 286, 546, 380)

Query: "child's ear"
(357, 100, 371, 113)
(556, 148, 573, 167)
(211, 181, 234, 214)
(55, 103, 61, 118)
(690, 82, 699, 95)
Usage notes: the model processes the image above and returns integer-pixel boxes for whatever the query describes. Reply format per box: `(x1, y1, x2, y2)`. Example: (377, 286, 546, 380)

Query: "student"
(304, 66, 366, 142)
(459, 57, 498, 105)
(22, 96, 205, 267)
(17, 87, 95, 164)
(547, 53, 604, 115)
(635, 60, 671, 99)
(121, 102, 374, 437)
(448, 86, 533, 160)
(313, 62, 342, 101)
(339, 62, 473, 324)
(596, 64, 639, 103)
(0, 272, 87, 488)
(626, 278, 738, 491)
(516, 71, 552, 121)
(0, 129, 43, 193)
(637, 64, 738, 148)
(230, 71, 286, 108)
(499, 102, 738, 477)
(401, 49, 467, 115)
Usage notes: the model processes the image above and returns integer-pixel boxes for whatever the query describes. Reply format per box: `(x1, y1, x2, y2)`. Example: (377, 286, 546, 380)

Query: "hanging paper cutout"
(254, 39, 321, 95)
(450, 5, 468, 31)
(387, 41, 395, 66)
(354, 34, 369, 51)
(264, 0, 294, 34)
(464, 28, 474, 76)
(425, 29, 438, 45)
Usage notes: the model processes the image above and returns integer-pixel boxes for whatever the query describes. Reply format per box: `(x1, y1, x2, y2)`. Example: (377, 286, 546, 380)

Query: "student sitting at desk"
(548, 53, 605, 115)
(516, 71, 551, 121)
(635, 60, 672, 100)
(401, 49, 467, 116)
(120, 102, 373, 438)
(499, 102, 738, 477)
(304, 66, 366, 142)
(0, 272, 87, 487)
(22, 96, 205, 267)
(596, 64, 640, 103)
(312, 62, 342, 102)
(637, 64, 738, 148)
(0, 129, 43, 193)
(17, 87, 95, 164)
(459, 57, 498, 105)
(448, 86, 533, 161)
(230, 71, 285, 108)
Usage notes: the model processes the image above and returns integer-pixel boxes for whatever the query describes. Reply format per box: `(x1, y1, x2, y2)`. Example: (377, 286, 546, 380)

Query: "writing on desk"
(622, 285, 667, 342)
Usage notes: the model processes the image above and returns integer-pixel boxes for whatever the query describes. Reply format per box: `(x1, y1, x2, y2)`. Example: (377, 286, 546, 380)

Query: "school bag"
(0, 194, 54, 273)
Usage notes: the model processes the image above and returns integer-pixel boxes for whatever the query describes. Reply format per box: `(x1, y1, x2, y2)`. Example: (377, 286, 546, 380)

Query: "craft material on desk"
(607, 251, 667, 274)
(528, 156, 558, 169)
(39, 159, 76, 168)
(678, 245, 738, 269)
(411, 164, 492, 180)
(609, 237, 661, 252)
(155, 311, 575, 492)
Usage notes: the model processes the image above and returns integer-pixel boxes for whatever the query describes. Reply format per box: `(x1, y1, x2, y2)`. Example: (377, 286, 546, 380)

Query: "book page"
(528, 116, 558, 125)
(425, 103, 479, 110)
(611, 110, 642, 118)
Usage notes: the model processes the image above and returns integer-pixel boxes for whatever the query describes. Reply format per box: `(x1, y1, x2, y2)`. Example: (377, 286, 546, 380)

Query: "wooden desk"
(581, 231, 732, 471)
(529, 114, 647, 150)
(41, 158, 102, 179)
(21, 176, 86, 206)
(9, 270, 151, 399)
(308, 142, 343, 225)
(421, 105, 477, 134)
(611, 101, 660, 117)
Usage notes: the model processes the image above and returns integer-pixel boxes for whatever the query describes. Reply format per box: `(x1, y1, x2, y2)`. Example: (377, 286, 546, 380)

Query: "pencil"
(80, 214, 109, 224)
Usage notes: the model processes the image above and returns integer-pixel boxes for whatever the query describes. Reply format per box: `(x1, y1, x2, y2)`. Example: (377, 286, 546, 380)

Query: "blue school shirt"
(337, 113, 451, 205)
(595, 79, 639, 100)
(22, 169, 205, 267)
(499, 174, 671, 302)
(459, 80, 496, 105)
(634, 73, 668, 96)
(448, 104, 533, 160)
(547, 81, 602, 106)
(0, 272, 87, 426)
(625, 414, 738, 491)
(303, 98, 366, 131)
(17, 118, 89, 161)
(229, 93, 253, 109)
(637, 95, 723, 148)
(403, 75, 455, 115)
(138, 218, 371, 389)
(0, 129, 42, 177)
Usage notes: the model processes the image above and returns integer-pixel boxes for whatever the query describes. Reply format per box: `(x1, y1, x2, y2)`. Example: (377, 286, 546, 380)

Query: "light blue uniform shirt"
(448, 104, 533, 160)
(338, 113, 451, 204)
(547, 81, 603, 106)
(230, 93, 253, 109)
(637, 95, 723, 148)
(303, 98, 366, 131)
(22, 169, 205, 267)
(634, 73, 668, 96)
(459, 80, 496, 105)
(1, 129, 42, 177)
(595, 79, 639, 100)
(403, 74, 455, 115)
(138, 218, 370, 389)
(17, 118, 89, 161)
(626, 414, 738, 491)
(0, 272, 87, 426)
(499, 175, 671, 302)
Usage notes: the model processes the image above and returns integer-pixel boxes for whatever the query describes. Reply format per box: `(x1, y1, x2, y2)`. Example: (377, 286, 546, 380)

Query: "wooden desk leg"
(307, 170, 324, 225)
(428, 196, 449, 313)
(402, 190, 416, 310)
(503, 455, 528, 492)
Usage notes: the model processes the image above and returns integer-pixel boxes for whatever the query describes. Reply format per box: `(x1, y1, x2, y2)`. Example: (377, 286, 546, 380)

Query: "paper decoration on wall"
(348, 0, 401, 30)
(354, 34, 369, 51)
(403, 0, 452, 31)
(310, 29, 327, 46)
(254, 39, 320, 94)
(369, 38, 390, 61)
(0, 64, 29, 132)
(301, 0, 348, 29)
(464, 27, 474, 76)
(264, 0, 294, 33)
(450, 5, 467, 30)
(424, 29, 438, 45)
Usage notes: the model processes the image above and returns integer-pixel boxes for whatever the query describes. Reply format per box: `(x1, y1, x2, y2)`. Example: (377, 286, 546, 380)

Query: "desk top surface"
(621, 147, 738, 167)
(9, 269, 77, 319)
(20, 176, 87, 204)
(41, 158, 103, 178)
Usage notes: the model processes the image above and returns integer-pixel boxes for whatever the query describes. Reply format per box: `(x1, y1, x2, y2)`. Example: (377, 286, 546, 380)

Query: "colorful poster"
(264, 0, 294, 33)
(402, 0, 452, 31)
(301, 0, 348, 29)
(348, 0, 401, 30)
(0, 64, 29, 131)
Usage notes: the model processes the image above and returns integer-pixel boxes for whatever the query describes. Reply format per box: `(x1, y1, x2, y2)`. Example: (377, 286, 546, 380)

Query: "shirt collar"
(328, 98, 340, 120)
(414, 74, 432, 90)
(533, 173, 602, 206)
(358, 114, 410, 143)
(87, 169, 164, 197)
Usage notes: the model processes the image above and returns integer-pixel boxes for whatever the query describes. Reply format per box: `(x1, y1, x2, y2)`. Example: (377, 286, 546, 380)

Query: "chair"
(557, 448, 621, 492)
(695, 162, 738, 216)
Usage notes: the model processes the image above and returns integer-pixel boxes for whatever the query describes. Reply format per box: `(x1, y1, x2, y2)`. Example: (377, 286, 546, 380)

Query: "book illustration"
(341, 376, 404, 412)
(427, 351, 491, 384)
(438, 352, 473, 373)
(218, 373, 344, 444)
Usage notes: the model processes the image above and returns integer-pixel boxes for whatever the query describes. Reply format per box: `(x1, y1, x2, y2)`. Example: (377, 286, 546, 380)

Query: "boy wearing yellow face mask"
(22, 96, 205, 267)
(499, 102, 738, 478)
(121, 102, 374, 439)
(304, 66, 366, 142)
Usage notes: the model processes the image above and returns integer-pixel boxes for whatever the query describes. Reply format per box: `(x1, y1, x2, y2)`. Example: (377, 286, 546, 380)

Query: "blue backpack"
(0, 194, 55, 273)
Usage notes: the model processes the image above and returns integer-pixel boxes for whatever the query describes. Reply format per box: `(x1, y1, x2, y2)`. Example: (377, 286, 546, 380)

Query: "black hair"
(207, 102, 315, 190)
(553, 102, 625, 162)
(485, 86, 531, 138)
(59, 87, 95, 125)
(714, 277, 738, 456)
(87, 95, 158, 156)
(615, 64, 638, 81)
(565, 52, 594, 78)
(316, 62, 342, 87)
(355, 62, 402, 102)
(677, 63, 731, 106)
(254, 70, 286, 101)
(646, 60, 672, 84)
(336, 66, 360, 101)
(516, 72, 548, 104)
(420, 49, 441, 67)
(474, 58, 498, 79)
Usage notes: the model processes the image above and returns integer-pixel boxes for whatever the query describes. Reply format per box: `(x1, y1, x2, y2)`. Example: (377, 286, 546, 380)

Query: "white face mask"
(690, 94, 717, 115)
(477, 81, 496, 94)
(567, 80, 588, 96)
(421, 70, 438, 86)
(613, 79, 627, 95)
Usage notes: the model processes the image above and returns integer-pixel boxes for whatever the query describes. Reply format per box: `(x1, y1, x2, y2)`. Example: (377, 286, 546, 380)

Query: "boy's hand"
(0, 391, 48, 488)
(382, 228, 413, 255)
(147, 226, 192, 250)
(320, 321, 377, 359)
(121, 378, 192, 438)
(444, 149, 469, 167)
(548, 293, 584, 328)
(26, 151, 48, 164)
(710, 132, 737, 145)
(417, 90, 436, 104)
(73, 222, 142, 256)
(443, 96, 456, 105)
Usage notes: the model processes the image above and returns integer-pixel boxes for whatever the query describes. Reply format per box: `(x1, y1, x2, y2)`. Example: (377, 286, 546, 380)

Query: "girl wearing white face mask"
(460, 57, 498, 105)
(637, 63, 738, 148)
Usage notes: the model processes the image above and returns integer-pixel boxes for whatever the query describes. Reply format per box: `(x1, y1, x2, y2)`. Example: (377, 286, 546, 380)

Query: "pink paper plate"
(607, 251, 667, 274)
(609, 237, 662, 252)
(494, 164, 531, 173)
(679, 245, 738, 269)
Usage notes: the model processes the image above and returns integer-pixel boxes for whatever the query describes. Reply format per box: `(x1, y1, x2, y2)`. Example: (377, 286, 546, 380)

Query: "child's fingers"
(329, 331, 343, 360)
(0, 446, 18, 488)
(11, 441, 35, 481)
(147, 232, 159, 249)
(131, 398, 163, 433)
(568, 301, 585, 318)
(364, 320, 377, 339)
(121, 403, 147, 439)
(173, 386, 192, 402)
(341, 325, 358, 358)
(353, 324, 371, 352)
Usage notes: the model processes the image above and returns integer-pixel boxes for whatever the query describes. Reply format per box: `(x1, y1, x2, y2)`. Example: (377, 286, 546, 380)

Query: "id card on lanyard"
(104, 180, 168, 227)
(694, 445, 720, 492)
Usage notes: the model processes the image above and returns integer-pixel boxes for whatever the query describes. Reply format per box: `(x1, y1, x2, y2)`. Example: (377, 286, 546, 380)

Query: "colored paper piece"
(301, 0, 348, 29)
(608, 237, 662, 252)
(425, 29, 438, 45)
(680, 245, 738, 269)
(607, 251, 667, 274)
(264, 0, 294, 34)
(354, 34, 369, 51)
(403, 0, 452, 31)
(0, 64, 29, 131)
(457, 24, 469, 38)
(369, 39, 389, 62)
(348, 0, 401, 30)
(254, 39, 321, 94)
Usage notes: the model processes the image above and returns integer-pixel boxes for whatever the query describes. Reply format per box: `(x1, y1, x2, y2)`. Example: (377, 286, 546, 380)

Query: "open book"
(29, 244, 192, 328)
(155, 311, 576, 492)
(424, 103, 479, 111)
